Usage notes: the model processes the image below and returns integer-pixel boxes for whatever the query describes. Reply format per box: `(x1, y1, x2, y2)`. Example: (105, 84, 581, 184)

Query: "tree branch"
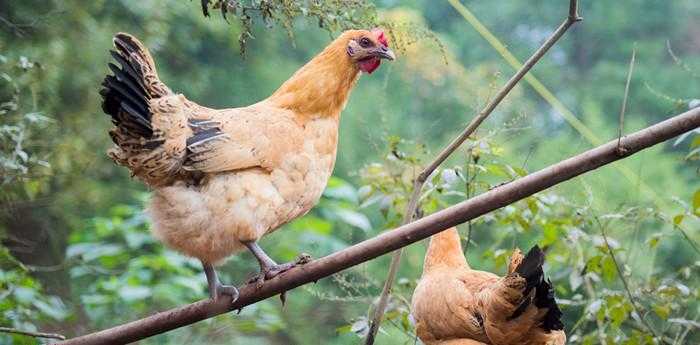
(57, 107, 700, 345)
(364, 1, 581, 342)
(0, 327, 66, 340)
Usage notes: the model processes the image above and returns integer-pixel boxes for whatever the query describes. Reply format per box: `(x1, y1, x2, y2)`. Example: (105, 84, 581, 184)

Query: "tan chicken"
(100, 29, 394, 301)
(411, 228, 566, 345)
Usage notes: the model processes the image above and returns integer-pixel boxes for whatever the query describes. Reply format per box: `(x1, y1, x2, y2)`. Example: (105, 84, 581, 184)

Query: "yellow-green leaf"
(653, 304, 671, 320)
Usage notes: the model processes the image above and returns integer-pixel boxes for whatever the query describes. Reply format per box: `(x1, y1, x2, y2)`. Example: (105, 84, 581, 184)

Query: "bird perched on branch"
(100, 29, 394, 302)
(411, 228, 565, 345)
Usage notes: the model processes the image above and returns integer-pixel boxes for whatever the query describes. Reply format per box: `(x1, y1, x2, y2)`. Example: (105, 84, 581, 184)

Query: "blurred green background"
(1, 1, 698, 344)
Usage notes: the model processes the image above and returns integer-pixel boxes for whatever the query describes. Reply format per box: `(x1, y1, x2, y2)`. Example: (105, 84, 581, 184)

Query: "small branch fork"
(57, 106, 700, 345)
(364, 1, 582, 342)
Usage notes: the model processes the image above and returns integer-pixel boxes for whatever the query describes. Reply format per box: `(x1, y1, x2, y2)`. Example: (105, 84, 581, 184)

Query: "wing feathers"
(103, 33, 282, 185)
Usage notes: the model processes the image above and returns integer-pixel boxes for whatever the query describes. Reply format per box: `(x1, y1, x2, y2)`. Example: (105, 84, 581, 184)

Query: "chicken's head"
(346, 28, 395, 74)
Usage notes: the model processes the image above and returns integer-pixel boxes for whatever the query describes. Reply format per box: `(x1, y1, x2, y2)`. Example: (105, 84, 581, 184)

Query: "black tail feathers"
(509, 246, 564, 331)
(100, 33, 162, 139)
(515, 245, 546, 296)
(534, 278, 564, 331)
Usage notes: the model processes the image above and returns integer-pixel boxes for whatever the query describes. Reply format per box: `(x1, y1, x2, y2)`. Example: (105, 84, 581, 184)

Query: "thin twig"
(595, 216, 670, 345)
(0, 327, 66, 340)
(582, 271, 608, 345)
(617, 46, 636, 154)
(363, 1, 582, 342)
(57, 105, 700, 345)
(666, 40, 700, 79)
(464, 148, 478, 254)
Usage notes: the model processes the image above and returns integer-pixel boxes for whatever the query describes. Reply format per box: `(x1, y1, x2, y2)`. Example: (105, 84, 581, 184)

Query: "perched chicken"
(100, 29, 394, 301)
(411, 228, 565, 345)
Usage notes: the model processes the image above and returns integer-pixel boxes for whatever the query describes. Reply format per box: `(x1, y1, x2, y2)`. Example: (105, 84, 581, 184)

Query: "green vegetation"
(1, 0, 698, 344)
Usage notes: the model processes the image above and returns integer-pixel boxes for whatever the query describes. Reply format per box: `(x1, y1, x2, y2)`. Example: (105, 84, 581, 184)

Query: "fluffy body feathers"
(411, 228, 565, 345)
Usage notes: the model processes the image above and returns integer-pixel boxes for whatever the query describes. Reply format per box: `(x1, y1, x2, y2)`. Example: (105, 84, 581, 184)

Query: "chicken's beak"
(375, 46, 396, 61)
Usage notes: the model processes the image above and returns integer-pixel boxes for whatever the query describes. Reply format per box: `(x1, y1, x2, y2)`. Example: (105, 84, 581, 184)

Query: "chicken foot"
(202, 262, 239, 303)
(243, 241, 311, 286)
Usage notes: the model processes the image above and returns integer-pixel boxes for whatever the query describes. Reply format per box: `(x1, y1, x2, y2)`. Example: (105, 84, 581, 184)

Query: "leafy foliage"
(198, 0, 377, 52)
(0, 1, 699, 344)
(0, 247, 67, 345)
(0, 54, 51, 192)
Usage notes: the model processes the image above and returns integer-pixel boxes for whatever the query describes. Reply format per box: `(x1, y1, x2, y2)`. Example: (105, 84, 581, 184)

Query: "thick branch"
(58, 108, 700, 345)
(364, 1, 581, 342)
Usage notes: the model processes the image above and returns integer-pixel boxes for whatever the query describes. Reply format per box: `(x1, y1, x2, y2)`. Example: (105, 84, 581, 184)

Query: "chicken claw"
(202, 262, 239, 303)
(244, 241, 312, 287)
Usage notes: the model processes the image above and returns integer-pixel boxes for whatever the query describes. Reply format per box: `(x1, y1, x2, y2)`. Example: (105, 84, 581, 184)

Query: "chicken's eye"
(359, 37, 372, 48)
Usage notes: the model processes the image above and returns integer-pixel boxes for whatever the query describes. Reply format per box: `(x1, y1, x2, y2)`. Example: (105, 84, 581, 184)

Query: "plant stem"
(0, 327, 66, 340)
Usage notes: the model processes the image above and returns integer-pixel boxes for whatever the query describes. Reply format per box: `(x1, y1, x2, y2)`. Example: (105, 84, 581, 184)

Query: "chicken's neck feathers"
(422, 227, 471, 275)
(267, 34, 360, 122)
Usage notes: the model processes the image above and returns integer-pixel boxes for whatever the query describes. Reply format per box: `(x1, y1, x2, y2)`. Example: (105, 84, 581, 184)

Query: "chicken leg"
(243, 241, 310, 286)
(202, 262, 239, 302)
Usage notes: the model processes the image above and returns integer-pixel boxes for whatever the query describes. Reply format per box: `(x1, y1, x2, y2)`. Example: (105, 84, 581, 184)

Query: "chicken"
(100, 29, 395, 302)
(411, 228, 565, 345)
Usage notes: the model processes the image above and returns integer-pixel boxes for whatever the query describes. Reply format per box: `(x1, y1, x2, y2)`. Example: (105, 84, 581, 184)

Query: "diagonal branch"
(364, 1, 582, 342)
(58, 107, 700, 345)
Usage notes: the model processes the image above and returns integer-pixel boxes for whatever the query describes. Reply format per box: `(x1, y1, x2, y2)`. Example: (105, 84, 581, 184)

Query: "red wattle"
(359, 58, 381, 74)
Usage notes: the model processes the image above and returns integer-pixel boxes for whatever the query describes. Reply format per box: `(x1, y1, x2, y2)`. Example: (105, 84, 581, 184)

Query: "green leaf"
(586, 255, 602, 274)
(691, 135, 700, 148)
(290, 216, 333, 235)
(485, 164, 508, 178)
(333, 209, 371, 232)
(602, 255, 617, 283)
(12, 286, 36, 304)
(673, 214, 684, 225)
(542, 223, 558, 246)
(323, 177, 358, 203)
(647, 233, 662, 249)
(693, 189, 700, 215)
(608, 298, 631, 328)
(32, 297, 67, 320)
(653, 304, 671, 320)
(527, 198, 539, 215)
(336, 325, 352, 334)
(118, 286, 152, 301)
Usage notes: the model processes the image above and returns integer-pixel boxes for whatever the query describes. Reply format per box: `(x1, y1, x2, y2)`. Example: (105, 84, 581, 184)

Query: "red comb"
(372, 28, 389, 47)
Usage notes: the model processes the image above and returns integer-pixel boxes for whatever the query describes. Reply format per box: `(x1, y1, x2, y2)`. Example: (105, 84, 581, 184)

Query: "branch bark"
(57, 107, 700, 345)
(364, 1, 581, 342)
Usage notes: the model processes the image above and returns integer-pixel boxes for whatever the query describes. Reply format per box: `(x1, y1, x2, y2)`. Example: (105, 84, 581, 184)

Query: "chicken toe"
(202, 262, 239, 303)
(244, 242, 311, 287)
